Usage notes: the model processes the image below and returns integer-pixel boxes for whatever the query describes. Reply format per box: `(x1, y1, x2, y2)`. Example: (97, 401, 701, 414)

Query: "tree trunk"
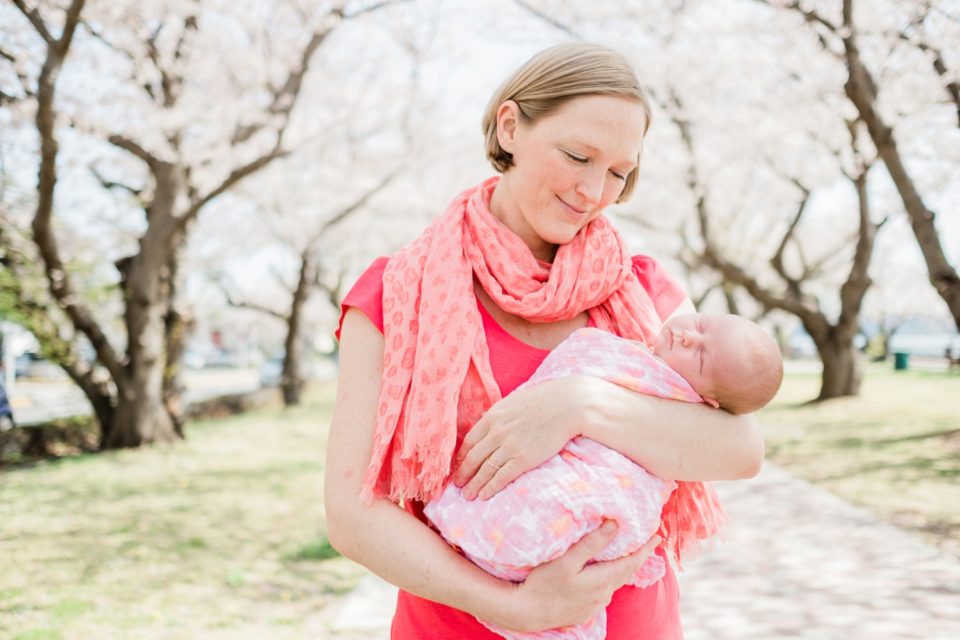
(163, 246, 190, 437)
(103, 166, 183, 448)
(281, 252, 313, 406)
(811, 329, 863, 400)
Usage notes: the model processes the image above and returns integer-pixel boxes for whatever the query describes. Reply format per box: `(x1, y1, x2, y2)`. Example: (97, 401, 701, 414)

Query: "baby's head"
(652, 313, 783, 414)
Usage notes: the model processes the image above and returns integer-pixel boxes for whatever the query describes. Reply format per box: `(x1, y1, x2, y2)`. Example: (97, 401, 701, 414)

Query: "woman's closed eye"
(563, 150, 627, 181)
(563, 150, 588, 164)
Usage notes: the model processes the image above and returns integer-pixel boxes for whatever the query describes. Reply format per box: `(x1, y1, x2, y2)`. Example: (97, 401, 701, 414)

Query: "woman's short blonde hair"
(481, 43, 652, 203)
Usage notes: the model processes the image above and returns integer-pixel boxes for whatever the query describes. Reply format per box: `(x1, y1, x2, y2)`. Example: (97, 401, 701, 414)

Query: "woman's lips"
(557, 195, 587, 216)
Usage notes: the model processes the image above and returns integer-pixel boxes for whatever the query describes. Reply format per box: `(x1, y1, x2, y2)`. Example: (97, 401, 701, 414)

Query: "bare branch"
(769, 182, 811, 291)
(142, 10, 197, 108)
(187, 143, 290, 223)
(750, 0, 843, 59)
(11, 0, 54, 44)
(90, 165, 143, 199)
(512, 0, 581, 38)
(316, 168, 401, 236)
(0, 46, 36, 102)
(107, 134, 163, 172)
(80, 19, 135, 63)
(25, 0, 127, 388)
(232, 1, 406, 146)
(897, 31, 960, 128)
(222, 288, 287, 320)
(342, 0, 412, 20)
(662, 82, 820, 324)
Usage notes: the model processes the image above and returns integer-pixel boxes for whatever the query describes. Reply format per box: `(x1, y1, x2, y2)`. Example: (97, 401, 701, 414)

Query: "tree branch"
(25, 0, 127, 389)
(232, 1, 407, 146)
(90, 165, 143, 199)
(751, 0, 843, 59)
(223, 294, 287, 321)
(11, 0, 54, 45)
(897, 29, 960, 128)
(769, 179, 811, 292)
(186, 143, 289, 223)
(512, 0, 581, 38)
(663, 82, 822, 327)
(317, 168, 401, 236)
(144, 10, 197, 108)
(107, 134, 163, 172)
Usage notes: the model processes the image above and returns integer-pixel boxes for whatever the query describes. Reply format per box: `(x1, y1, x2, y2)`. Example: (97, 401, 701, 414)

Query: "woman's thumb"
(568, 520, 618, 567)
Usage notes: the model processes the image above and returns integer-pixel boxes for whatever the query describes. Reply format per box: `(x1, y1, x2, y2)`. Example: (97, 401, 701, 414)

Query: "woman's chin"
(537, 223, 583, 247)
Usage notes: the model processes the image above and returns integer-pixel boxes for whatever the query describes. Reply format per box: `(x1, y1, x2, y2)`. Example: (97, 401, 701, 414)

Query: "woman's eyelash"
(565, 151, 627, 181)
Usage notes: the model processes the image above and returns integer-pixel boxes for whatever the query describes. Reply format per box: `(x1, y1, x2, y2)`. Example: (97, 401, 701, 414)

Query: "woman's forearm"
(325, 493, 517, 624)
(575, 375, 764, 481)
(325, 309, 519, 627)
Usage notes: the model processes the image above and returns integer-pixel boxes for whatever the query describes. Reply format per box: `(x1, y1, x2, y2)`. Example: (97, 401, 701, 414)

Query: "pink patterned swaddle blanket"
(424, 327, 715, 639)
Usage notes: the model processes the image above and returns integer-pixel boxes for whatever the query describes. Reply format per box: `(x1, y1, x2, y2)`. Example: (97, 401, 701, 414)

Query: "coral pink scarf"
(361, 176, 663, 504)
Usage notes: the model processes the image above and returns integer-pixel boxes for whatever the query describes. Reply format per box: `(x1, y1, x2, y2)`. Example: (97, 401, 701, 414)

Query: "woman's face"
(490, 94, 647, 261)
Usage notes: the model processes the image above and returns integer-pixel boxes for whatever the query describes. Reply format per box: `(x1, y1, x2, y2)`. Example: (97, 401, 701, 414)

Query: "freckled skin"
(489, 95, 647, 262)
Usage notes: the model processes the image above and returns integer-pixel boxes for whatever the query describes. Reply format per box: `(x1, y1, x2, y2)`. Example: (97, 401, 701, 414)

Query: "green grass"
(760, 362, 960, 557)
(1, 366, 955, 638)
(286, 536, 342, 562)
(0, 382, 366, 640)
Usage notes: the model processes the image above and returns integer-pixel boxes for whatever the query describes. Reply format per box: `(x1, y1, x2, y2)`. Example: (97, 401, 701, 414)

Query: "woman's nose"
(575, 169, 605, 205)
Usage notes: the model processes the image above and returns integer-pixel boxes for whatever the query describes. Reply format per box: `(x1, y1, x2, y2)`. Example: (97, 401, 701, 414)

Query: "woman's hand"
(453, 375, 591, 500)
(488, 523, 662, 632)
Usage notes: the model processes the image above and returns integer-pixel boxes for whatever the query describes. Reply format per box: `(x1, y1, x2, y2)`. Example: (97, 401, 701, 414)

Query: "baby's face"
(652, 313, 756, 406)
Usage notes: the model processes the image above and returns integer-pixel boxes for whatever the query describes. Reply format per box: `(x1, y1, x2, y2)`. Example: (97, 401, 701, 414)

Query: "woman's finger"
(454, 427, 503, 488)
(558, 520, 620, 571)
(459, 453, 502, 500)
(475, 458, 521, 500)
(581, 534, 662, 587)
(452, 417, 491, 479)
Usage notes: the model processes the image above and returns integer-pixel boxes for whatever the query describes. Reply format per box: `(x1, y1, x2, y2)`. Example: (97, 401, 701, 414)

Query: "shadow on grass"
(824, 426, 960, 450)
(818, 456, 960, 482)
(285, 536, 341, 562)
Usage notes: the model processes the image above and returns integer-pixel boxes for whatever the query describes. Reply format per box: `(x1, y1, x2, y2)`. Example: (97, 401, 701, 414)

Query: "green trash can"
(893, 352, 910, 371)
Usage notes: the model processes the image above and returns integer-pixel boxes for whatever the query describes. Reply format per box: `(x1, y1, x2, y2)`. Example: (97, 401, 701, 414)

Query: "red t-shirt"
(336, 254, 687, 640)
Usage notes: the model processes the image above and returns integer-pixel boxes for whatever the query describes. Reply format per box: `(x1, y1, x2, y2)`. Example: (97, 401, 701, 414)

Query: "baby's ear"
(702, 396, 720, 409)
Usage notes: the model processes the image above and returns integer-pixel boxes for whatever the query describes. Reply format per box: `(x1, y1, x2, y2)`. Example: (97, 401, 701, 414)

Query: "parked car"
(15, 352, 65, 380)
(0, 377, 13, 431)
(259, 355, 284, 387)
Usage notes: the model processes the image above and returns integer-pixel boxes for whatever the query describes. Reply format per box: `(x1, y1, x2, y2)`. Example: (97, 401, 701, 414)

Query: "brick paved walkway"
(323, 463, 960, 639)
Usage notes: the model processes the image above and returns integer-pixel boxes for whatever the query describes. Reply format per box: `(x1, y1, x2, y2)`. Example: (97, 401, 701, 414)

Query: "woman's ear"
(495, 100, 521, 154)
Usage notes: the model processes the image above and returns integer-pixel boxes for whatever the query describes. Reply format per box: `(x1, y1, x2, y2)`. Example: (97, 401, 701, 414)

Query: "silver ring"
(483, 459, 502, 470)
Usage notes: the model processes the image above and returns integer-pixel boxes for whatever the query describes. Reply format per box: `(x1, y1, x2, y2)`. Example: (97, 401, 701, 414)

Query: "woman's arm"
(325, 310, 510, 620)
(455, 297, 763, 499)
(576, 374, 764, 481)
(324, 309, 659, 632)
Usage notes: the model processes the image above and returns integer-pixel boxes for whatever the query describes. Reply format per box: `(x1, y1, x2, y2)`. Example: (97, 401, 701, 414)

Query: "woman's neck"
(488, 175, 558, 263)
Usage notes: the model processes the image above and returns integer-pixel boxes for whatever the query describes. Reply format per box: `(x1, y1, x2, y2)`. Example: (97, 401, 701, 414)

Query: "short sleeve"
(335, 256, 389, 341)
(632, 254, 687, 321)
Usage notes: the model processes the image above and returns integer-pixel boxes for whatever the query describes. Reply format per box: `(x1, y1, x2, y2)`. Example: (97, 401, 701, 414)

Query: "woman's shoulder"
(630, 254, 687, 321)
(335, 256, 390, 340)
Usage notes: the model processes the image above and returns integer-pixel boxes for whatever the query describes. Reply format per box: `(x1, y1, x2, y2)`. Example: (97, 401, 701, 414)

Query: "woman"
(324, 43, 763, 639)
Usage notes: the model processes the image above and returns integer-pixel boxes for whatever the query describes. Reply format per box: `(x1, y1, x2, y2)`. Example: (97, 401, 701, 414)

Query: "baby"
(424, 313, 783, 640)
